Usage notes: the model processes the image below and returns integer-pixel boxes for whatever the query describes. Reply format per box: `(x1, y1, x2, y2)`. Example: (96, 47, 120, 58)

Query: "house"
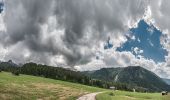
(110, 86, 116, 91)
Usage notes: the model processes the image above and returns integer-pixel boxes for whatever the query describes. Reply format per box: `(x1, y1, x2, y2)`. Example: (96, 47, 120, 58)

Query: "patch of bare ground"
(124, 96, 136, 99)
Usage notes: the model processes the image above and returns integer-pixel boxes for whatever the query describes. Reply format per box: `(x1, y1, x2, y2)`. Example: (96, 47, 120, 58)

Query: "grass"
(1, 72, 169, 100)
(96, 91, 170, 100)
(0, 72, 106, 100)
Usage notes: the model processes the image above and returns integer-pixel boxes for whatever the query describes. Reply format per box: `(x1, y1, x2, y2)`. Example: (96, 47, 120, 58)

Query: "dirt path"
(77, 92, 102, 100)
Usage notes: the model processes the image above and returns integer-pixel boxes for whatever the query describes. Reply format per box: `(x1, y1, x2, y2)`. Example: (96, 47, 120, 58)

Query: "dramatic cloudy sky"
(0, 0, 170, 78)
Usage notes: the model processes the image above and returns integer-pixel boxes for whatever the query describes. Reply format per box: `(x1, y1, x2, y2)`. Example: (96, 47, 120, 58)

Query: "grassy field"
(1, 72, 170, 100)
(0, 72, 107, 100)
(96, 91, 170, 100)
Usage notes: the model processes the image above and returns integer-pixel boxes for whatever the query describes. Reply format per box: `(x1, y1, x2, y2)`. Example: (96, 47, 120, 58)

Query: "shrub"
(12, 70, 20, 76)
(109, 92, 115, 96)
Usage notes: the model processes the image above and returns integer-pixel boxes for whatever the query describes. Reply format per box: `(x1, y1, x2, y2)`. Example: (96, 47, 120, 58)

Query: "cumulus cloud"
(0, 0, 170, 78)
(0, 0, 147, 65)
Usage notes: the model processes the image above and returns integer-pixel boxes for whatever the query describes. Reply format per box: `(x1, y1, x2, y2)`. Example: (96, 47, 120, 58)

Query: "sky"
(0, 0, 170, 78)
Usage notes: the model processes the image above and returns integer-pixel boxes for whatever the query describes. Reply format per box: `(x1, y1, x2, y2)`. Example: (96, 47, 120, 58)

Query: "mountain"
(0, 60, 18, 67)
(84, 67, 122, 81)
(84, 66, 170, 92)
(0, 60, 19, 71)
(163, 78, 170, 85)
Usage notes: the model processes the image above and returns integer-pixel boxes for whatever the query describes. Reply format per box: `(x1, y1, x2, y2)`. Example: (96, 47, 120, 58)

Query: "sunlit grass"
(96, 91, 170, 100)
(2, 71, 169, 100)
(0, 72, 106, 100)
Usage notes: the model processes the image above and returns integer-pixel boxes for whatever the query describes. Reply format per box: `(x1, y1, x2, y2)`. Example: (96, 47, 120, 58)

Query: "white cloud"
(1, 0, 170, 78)
(133, 47, 143, 54)
(76, 45, 169, 78)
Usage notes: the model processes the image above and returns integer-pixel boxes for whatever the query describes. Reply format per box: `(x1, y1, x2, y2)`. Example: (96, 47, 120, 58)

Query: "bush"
(12, 70, 20, 76)
(109, 92, 115, 96)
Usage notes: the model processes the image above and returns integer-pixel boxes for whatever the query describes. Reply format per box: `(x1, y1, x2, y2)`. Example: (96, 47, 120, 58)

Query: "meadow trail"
(77, 92, 102, 100)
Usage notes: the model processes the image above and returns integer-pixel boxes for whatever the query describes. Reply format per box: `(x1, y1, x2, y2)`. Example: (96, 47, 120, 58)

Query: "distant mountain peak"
(8, 60, 13, 63)
(0, 60, 18, 67)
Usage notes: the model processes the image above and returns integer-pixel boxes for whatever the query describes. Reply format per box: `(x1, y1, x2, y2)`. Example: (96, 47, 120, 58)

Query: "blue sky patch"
(104, 36, 113, 49)
(116, 20, 168, 63)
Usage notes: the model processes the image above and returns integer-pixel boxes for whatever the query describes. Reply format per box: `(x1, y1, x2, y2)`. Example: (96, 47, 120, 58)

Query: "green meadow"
(0, 72, 169, 100)
(0, 72, 106, 100)
(96, 91, 170, 100)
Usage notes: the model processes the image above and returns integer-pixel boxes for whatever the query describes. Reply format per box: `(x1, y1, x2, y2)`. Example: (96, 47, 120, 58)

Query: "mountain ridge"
(84, 66, 170, 92)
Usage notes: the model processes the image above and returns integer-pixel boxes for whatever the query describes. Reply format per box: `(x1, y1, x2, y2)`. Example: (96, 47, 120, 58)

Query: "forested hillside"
(0, 61, 129, 91)
(84, 66, 170, 92)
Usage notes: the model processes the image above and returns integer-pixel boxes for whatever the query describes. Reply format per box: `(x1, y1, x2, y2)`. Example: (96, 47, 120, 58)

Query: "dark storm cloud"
(4, 0, 53, 44)
(53, 0, 147, 65)
(1, 0, 146, 66)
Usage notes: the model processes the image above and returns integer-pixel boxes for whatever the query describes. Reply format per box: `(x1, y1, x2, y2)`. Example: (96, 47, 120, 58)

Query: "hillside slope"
(0, 72, 106, 100)
(84, 66, 170, 92)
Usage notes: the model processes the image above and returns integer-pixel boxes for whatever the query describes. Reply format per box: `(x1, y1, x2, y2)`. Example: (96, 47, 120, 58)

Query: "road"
(77, 92, 102, 100)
